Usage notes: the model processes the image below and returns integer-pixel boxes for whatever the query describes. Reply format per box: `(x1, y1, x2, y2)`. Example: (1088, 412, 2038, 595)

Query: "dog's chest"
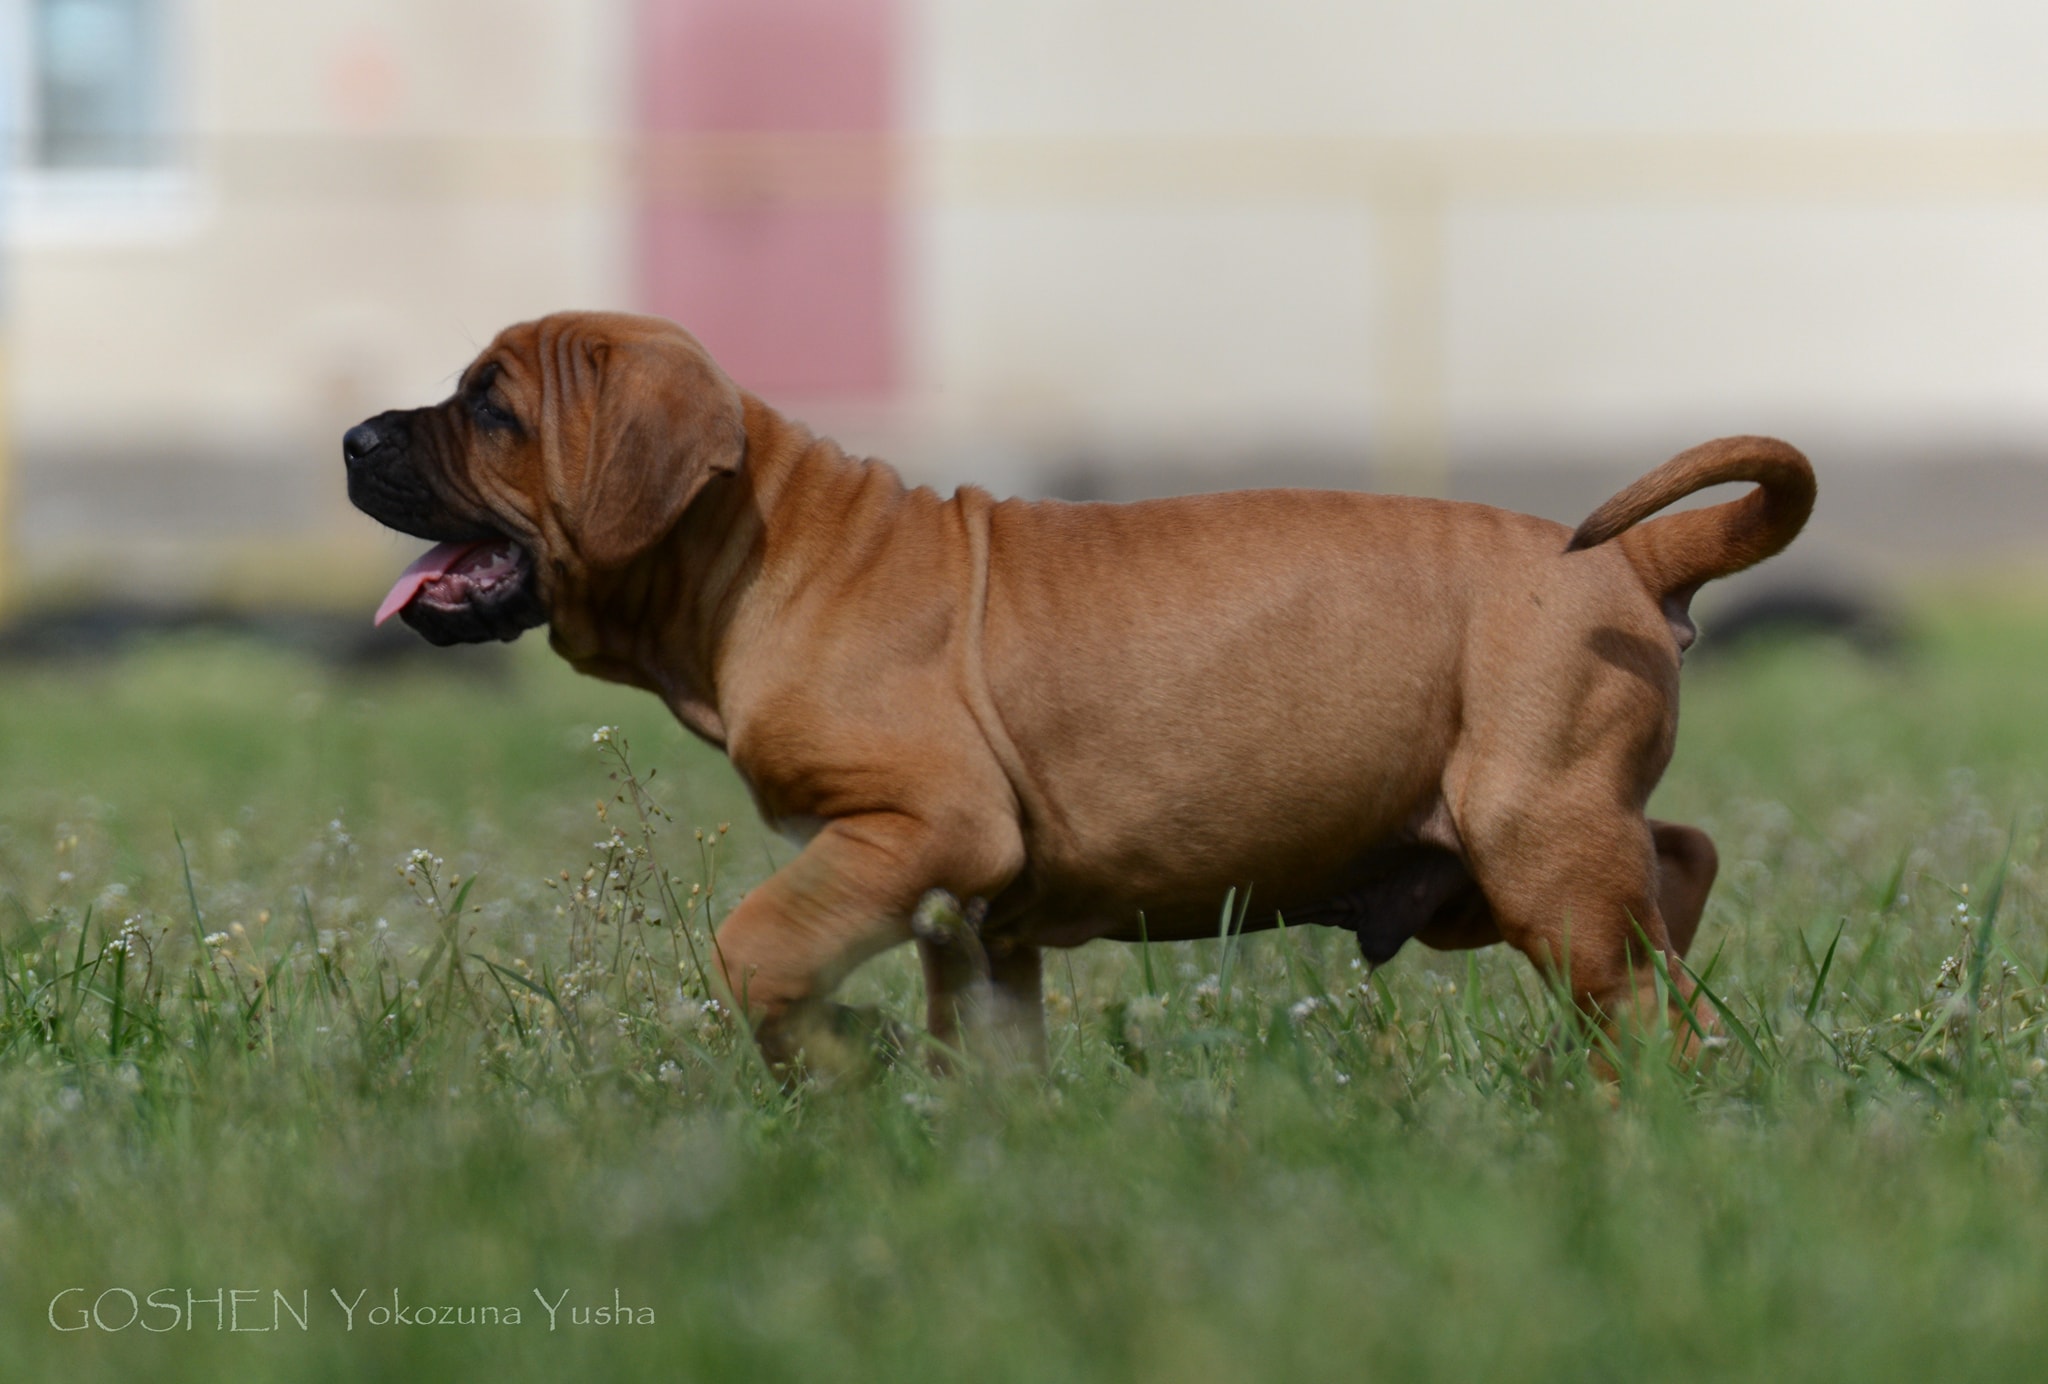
(766, 812, 827, 849)
(727, 758, 828, 850)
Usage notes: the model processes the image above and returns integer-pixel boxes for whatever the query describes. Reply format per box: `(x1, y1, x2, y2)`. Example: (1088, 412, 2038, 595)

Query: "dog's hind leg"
(1404, 819, 1719, 961)
(1457, 799, 1708, 1061)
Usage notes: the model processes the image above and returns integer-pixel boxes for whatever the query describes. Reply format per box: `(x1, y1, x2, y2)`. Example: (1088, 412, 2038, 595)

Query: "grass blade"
(1803, 918, 1846, 1025)
(1680, 958, 1766, 1069)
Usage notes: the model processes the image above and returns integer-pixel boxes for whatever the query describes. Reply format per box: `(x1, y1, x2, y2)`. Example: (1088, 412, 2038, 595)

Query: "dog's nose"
(343, 421, 384, 466)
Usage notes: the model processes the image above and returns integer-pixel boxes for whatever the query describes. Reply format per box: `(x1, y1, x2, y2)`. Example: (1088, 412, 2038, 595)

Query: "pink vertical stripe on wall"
(637, 0, 898, 399)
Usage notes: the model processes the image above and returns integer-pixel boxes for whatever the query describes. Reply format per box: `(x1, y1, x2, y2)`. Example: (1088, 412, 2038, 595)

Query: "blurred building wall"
(3, 0, 635, 600)
(7, 0, 2048, 603)
(899, 1, 2048, 557)
(638, 0, 898, 398)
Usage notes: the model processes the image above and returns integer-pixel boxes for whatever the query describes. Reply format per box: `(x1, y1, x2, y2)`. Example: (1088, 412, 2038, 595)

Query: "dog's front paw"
(822, 1001, 916, 1069)
(749, 999, 913, 1087)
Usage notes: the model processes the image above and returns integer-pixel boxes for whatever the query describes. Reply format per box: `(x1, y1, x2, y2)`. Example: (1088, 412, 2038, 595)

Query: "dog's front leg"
(713, 812, 1020, 1074)
(913, 890, 993, 1063)
(983, 941, 1048, 1068)
(913, 892, 1047, 1072)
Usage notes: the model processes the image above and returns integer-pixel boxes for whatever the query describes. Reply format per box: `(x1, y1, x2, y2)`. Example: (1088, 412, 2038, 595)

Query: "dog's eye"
(472, 394, 519, 431)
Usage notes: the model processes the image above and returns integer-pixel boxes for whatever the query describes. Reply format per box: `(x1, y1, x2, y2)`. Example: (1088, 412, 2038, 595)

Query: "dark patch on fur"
(1289, 844, 1488, 967)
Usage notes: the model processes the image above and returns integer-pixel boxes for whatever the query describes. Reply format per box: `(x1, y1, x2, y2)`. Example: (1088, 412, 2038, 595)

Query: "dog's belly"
(1006, 770, 1443, 933)
(1000, 805, 1463, 947)
(995, 827, 1449, 945)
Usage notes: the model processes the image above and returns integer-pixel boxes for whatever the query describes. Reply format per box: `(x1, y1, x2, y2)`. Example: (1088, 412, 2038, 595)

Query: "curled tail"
(1568, 436, 1816, 609)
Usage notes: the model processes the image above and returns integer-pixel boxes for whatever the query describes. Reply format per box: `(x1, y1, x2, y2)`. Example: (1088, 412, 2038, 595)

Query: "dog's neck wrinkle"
(649, 473, 763, 735)
(544, 481, 747, 729)
(746, 403, 908, 558)
(628, 401, 899, 737)
(723, 404, 910, 615)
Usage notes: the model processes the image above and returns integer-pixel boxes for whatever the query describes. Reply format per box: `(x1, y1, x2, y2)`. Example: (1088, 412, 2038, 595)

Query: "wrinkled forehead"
(463, 314, 662, 382)
(459, 321, 546, 393)
(457, 313, 724, 405)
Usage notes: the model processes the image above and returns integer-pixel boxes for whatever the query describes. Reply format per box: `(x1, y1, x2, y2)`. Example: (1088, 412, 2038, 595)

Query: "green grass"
(5, 603, 2048, 1381)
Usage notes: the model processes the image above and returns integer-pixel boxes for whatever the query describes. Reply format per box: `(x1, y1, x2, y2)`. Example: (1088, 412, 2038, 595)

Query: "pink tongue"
(375, 541, 488, 626)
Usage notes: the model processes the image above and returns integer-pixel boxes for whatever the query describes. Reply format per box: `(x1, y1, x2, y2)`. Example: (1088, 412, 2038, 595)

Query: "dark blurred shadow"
(1690, 582, 1907, 661)
(0, 603, 511, 674)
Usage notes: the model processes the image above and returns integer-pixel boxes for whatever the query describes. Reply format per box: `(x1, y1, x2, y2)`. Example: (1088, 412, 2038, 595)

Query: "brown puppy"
(345, 311, 1814, 1068)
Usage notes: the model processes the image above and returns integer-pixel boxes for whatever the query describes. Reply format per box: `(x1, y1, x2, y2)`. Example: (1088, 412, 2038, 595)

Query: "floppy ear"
(575, 335, 745, 569)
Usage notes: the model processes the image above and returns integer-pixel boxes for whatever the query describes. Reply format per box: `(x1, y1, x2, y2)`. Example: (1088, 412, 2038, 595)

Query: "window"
(3, 0, 195, 244)
(32, 0, 167, 169)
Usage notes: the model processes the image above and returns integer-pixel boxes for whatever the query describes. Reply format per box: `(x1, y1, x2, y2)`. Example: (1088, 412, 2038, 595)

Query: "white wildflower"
(1127, 994, 1168, 1026)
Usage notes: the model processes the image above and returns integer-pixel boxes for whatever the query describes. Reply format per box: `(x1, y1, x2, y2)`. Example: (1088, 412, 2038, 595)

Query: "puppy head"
(345, 311, 745, 645)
